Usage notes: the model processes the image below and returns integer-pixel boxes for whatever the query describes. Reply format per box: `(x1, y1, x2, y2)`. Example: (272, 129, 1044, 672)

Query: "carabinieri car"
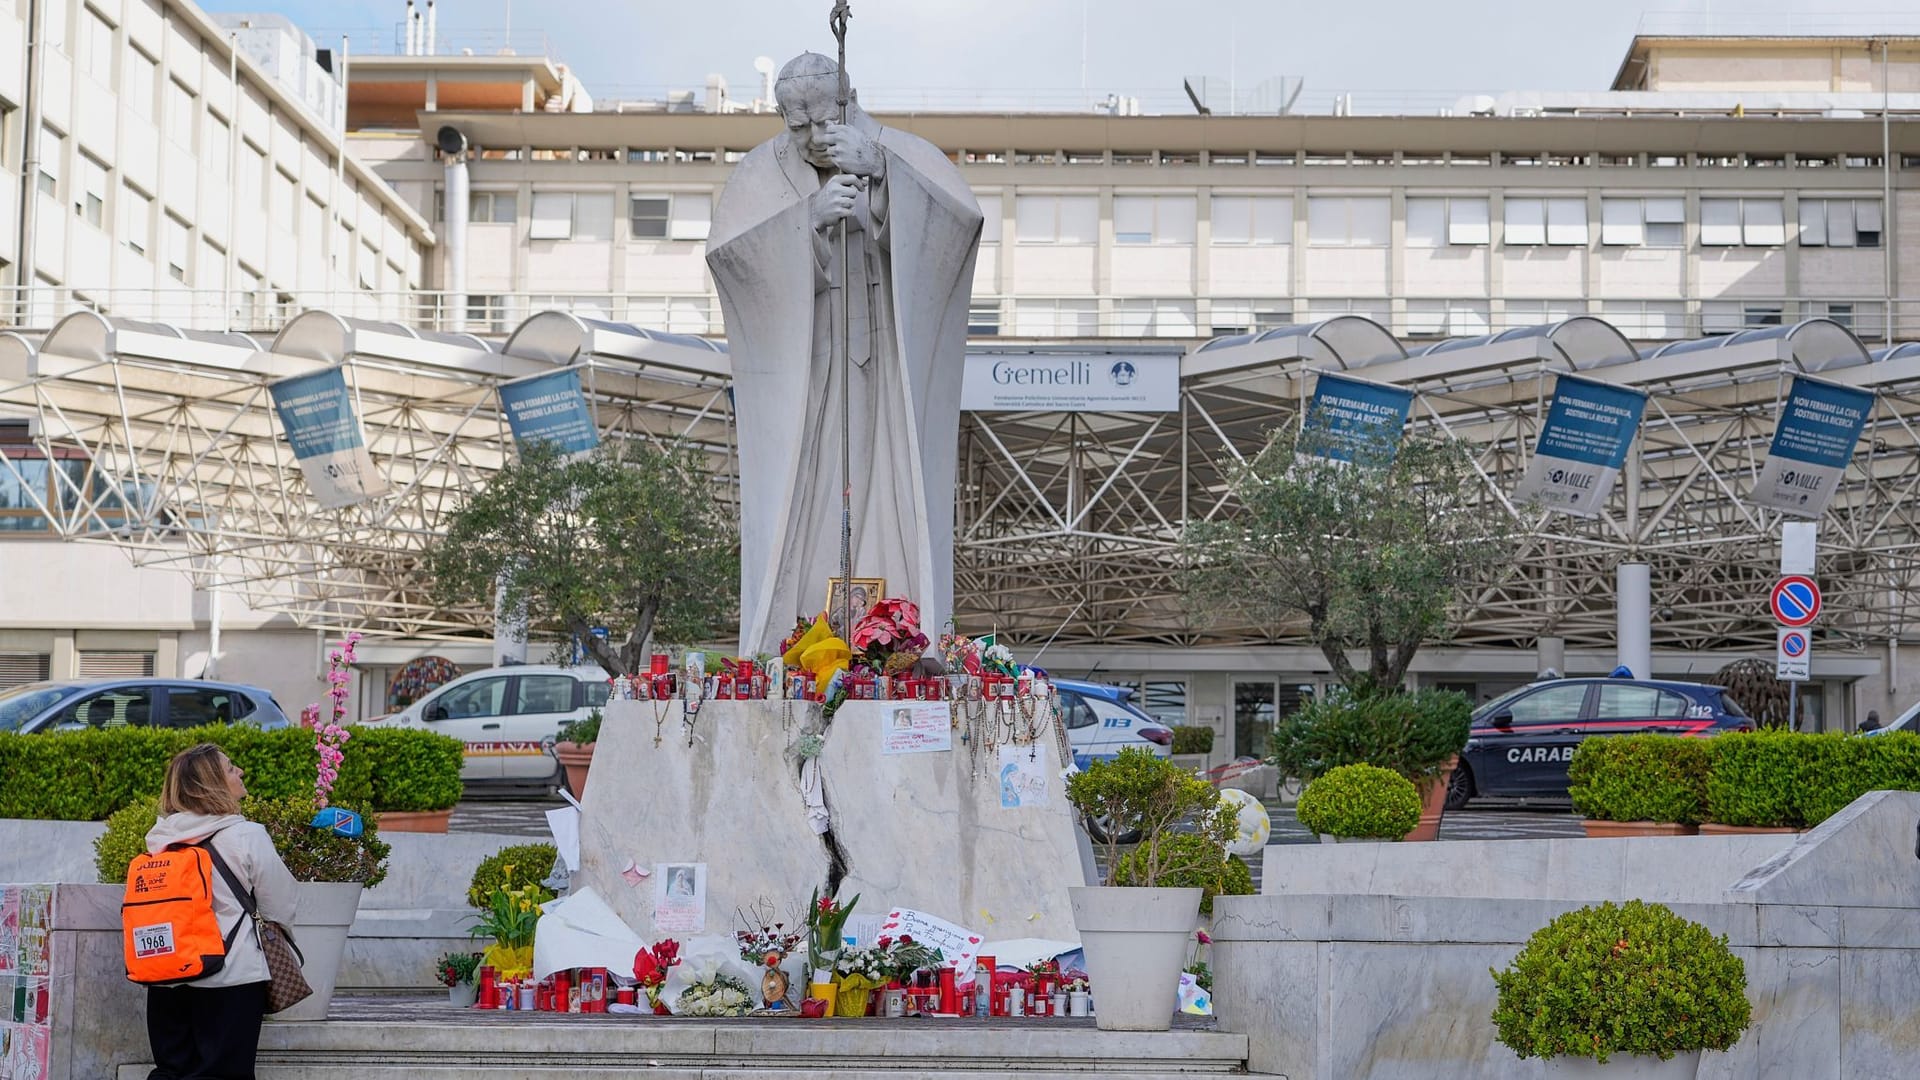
(1446, 676, 1752, 809)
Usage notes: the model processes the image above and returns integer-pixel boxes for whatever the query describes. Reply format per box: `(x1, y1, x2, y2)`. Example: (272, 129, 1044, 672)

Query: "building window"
(164, 214, 190, 281)
(166, 78, 196, 150)
(1405, 299, 1490, 337)
(626, 296, 711, 335)
(1700, 198, 1786, 246)
(1299, 297, 1390, 325)
(126, 47, 156, 119)
(1210, 299, 1292, 335)
(470, 190, 517, 224)
(75, 154, 107, 226)
(1799, 199, 1882, 248)
(967, 299, 1001, 336)
(272, 169, 297, 224)
(629, 193, 711, 240)
(0, 653, 52, 687)
(1702, 301, 1784, 334)
(239, 142, 266, 208)
(975, 194, 1002, 245)
(1305, 196, 1390, 247)
(1112, 195, 1196, 245)
(1504, 197, 1586, 246)
(41, 0, 67, 51)
(1114, 298, 1197, 337)
(119, 183, 151, 255)
(1014, 194, 1098, 244)
(1600, 198, 1685, 247)
(1211, 195, 1291, 245)
(204, 116, 230, 183)
(1012, 299, 1099, 336)
(35, 127, 62, 199)
(1405, 196, 1490, 247)
(77, 651, 156, 678)
(79, 6, 115, 85)
(466, 295, 506, 332)
(1504, 299, 1584, 328)
(1601, 300, 1687, 340)
(530, 192, 614, 240)
(1814, 301, 1884, 339)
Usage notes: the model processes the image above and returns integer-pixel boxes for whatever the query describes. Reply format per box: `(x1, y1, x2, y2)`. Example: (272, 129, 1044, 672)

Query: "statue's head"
(776, 52, 854, 170)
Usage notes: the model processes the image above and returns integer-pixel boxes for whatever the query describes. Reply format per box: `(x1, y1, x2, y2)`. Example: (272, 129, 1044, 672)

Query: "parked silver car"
(0, 679, 292, 734)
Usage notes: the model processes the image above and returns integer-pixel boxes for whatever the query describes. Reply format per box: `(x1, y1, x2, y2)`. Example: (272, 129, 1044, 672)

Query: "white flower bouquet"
(676, 973, 756, 1017)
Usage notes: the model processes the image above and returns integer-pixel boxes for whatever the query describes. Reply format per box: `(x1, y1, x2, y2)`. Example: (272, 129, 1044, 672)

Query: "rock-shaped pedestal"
(577, 700, 829, 940)
(822, 701, 1085, 941)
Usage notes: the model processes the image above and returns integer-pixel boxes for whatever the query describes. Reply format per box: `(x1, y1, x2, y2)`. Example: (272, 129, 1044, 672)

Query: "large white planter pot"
(1537, 1051, 1702, 1079)
(270, 882, 364, 1021)
(1067, 885, 1202, 1032)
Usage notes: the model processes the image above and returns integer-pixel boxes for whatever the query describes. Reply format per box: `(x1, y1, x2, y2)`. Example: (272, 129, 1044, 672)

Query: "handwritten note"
(998, 746, 1050, 808)
(881, 702, 953, 755)
(877, 907, 983, 985)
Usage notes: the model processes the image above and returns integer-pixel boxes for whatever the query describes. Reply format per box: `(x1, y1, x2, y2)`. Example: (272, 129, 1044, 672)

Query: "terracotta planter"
(1698, 822, 1801, 835)
(1537, 1050, 1702, 1078)
(375, 808, 452, 833)
(1580, 820, 1699, 838)
(1403, 756, 1457, 842)
(555, 741, 596, 798)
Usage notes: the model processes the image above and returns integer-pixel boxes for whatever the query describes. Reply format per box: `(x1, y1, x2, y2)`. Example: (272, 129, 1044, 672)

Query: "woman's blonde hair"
(159, 743, 241, 816)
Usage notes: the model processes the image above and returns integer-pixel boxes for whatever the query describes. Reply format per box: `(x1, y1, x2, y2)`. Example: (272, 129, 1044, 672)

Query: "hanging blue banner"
(1749, 375, 1874, 518)
(1514, 374, 1647, 517)
(499, 368, 600, 454)
(268, 367, 386, 508)
(1302, 372, 1415, 462)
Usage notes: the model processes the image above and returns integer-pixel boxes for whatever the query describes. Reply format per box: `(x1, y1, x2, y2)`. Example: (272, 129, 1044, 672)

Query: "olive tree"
(429, 439, 739, 678)
(1184, 421, 1509, 694)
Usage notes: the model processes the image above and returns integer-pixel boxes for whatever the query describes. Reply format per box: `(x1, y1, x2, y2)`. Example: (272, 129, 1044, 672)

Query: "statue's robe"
(708, 111, 982, 652)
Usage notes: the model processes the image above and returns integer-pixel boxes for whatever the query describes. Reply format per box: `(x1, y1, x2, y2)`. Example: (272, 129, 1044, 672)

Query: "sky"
(198, 0, 1920, 111)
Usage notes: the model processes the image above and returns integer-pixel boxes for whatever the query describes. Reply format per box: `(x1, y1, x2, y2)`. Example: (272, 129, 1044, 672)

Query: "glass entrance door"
(1234, 680, 1277, 759)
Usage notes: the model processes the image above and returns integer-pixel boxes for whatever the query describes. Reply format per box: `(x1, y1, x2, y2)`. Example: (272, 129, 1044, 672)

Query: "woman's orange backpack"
(121, 834, 249, 985)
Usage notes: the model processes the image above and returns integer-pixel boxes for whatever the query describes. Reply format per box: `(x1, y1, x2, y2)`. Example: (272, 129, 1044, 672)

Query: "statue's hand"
(809, 174, 864, 232)
(820, 123, 886, 179)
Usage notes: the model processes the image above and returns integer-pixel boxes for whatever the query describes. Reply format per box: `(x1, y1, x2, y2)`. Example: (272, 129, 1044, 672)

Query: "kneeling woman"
(144, 744, 299, 1080)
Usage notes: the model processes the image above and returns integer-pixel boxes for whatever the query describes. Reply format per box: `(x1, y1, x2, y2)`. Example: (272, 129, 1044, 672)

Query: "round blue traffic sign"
(1770, 576, 1821, 627)
(1781, 631, 1808, 658)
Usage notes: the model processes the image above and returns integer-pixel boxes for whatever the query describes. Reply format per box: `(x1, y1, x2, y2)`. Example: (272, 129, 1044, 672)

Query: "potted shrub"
(1295, 763, 1422, 843)
(467, 843, 561, 907)
(1169, 725, 1216, 776)
(1268, 689, 1469, 841)
(1568, 735, 1708, 837)
(96, 793, 391, 1021)
(435, 950, 482, 1008)
(1064, 747, 1234, 1031)
(554, 708, 603, 798)
(1492, 900, 1751, 1077)
(1702, 730, 1804, 834)
(360, 728, 466, 833)
(1112, 833, 1253, 916)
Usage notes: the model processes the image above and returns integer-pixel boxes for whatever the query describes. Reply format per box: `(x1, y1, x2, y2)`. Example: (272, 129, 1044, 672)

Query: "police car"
(1446, 677, 1752, 809)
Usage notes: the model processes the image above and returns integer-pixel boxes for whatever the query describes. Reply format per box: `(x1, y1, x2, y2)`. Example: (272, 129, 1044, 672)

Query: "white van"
(374, 665, 611, 787)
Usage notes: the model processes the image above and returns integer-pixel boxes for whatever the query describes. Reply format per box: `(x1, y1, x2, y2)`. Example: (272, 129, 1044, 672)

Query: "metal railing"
(305, 26, 554, 60)
(2, 287, 1917, 345)
(1635, 11, 1920, 36)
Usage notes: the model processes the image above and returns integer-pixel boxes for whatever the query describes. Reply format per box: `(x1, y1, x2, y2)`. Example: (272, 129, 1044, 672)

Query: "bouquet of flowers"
(833, 946, 888, 983)
(1027, 958, 1061, 979)
(805, 888, 860, 978)
(633, 938, 682, 1010)
(736, 920, 804, 968)
(467, 882, 544, 979)
(851, 598, 929, 674)
(434, 951, 481, 988)
(876, 934, 944, 982)
(938, 625, 984, 678)
(677, 973, 756, 1017)
(982, 641, 1017, 677)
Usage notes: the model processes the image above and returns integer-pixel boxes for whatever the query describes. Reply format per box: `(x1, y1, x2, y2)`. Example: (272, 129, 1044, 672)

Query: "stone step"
(118, 1000, 1259, 1078)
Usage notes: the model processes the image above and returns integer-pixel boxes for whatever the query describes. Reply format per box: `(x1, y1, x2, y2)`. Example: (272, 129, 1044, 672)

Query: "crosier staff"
(829, 0, 855, 646)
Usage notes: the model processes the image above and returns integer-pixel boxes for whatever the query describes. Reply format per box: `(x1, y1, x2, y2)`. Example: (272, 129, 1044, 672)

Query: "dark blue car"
(1448, 677, 1751, 809)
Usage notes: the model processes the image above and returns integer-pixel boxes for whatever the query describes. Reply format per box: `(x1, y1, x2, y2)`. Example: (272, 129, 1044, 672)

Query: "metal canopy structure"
(3, 307, 1917, 657)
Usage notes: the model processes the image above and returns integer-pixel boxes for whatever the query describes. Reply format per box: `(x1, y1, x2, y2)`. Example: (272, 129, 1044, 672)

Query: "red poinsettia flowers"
(850, 598, 926, 652)
(632, 938, 681, 989)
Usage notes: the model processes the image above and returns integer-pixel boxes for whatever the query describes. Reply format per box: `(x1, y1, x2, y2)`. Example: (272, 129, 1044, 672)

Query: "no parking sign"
(1776, 627, 1811, 682)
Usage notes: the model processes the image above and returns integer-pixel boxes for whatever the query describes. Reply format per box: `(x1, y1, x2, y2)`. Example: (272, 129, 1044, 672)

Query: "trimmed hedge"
(468, 842, 560, 907)
(1296, 763, 1422, 840)
(1567, 735, 1709, 825)
(1170, 726, 1215, 755)
(0, 724, 464, 821)
(1270, 689, 1470, 784)
(1705, 729, 1811, 828)
(96, 794, 392, 888)
(1113, 833, 1251, 916)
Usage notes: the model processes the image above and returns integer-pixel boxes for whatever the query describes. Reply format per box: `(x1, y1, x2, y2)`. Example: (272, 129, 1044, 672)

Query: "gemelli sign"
(1748, 375, 1874, 519)
(499, 368, 601, 454)
(1302, 372, 1415, 463)
(961, 354, 1179, 412)
(1514, 374, 1647, 517)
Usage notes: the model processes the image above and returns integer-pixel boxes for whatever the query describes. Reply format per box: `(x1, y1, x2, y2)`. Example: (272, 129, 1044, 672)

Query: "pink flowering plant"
(850, 597, 929, 674)
(308, 632, 361, 808)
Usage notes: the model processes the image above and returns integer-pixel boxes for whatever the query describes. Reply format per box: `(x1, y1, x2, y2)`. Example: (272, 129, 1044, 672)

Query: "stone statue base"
(577, 700, 1085, 944)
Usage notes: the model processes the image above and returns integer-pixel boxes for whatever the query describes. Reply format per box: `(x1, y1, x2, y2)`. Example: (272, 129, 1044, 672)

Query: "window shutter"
(668, 195, 712, 241)
(1798, 200, 1828, 246)
(1600, 199, 1643, 246)
(77, 651, 156, 678)
(0, 654, 51, 687)
(529, 192, 573, 240)
(1503, 199, 1546, 245)
(1448, 199, 1489, 245)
